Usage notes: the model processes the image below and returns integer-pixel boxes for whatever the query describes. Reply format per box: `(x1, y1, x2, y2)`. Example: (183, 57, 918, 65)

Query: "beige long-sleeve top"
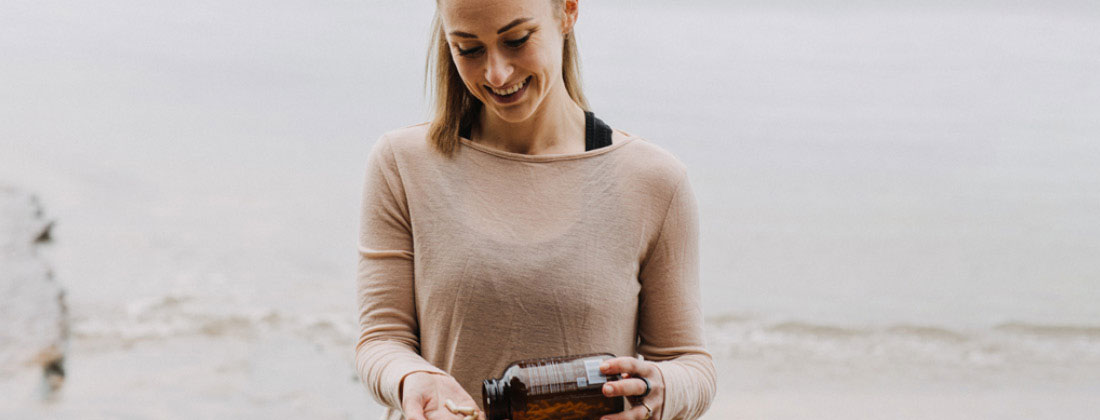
(355, 122, 716, 420)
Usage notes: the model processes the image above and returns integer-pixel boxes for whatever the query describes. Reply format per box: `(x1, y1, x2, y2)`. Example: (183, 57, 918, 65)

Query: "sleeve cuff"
(395, 367, 450, 412)
(651, 360, 683, 420)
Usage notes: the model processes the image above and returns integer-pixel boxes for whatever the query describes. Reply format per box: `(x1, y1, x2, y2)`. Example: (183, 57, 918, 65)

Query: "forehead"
(440, 0, 551, 30)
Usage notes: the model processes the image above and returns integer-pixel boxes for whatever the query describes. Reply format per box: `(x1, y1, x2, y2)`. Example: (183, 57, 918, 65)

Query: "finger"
(601, 377, 648, 397)
(600, 357, 644, 376)
(599, 403, 650, 420)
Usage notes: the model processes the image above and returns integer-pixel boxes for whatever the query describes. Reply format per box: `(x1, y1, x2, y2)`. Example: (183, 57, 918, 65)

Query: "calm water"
(2, 0, 1099, 417)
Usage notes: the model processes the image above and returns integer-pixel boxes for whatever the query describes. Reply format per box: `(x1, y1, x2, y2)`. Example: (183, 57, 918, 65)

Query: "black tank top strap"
(585, 110, 614, 151)
(459, 111, 613, 151)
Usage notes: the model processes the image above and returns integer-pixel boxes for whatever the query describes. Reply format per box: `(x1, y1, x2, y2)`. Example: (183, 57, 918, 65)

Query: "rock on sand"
(0, 186, 68, 400)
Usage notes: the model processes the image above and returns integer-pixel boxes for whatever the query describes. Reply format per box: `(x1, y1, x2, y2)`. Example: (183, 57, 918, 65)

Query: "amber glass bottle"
(482, 353, 625, 420)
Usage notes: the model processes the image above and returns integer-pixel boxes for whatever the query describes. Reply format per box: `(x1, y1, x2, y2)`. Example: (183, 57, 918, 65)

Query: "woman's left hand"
(598, 357, 664, 420)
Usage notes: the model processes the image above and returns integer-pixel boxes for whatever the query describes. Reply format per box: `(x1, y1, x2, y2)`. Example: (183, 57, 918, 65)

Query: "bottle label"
(525, 357, 613, 396)
(529, 362, 569, 396)
(583, 360, 608, 385)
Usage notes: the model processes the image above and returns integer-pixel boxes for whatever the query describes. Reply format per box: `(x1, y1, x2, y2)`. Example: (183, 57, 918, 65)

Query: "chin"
(488, 101, 538, 122)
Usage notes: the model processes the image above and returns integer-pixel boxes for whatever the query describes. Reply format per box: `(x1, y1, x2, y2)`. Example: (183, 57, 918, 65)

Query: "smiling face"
(439, 0, 573, 123)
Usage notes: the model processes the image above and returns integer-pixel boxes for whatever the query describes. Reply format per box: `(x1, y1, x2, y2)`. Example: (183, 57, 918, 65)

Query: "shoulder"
(375, 122, 432, 156)
(612, 128, 690, 192)
(369, 122, 437, 167)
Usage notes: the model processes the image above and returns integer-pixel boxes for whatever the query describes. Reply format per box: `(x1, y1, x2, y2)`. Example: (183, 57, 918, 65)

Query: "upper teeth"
(491, 78, 527, 96)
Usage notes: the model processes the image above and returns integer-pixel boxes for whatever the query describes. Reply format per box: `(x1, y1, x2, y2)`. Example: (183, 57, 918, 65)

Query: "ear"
(560, 0, 579, 35)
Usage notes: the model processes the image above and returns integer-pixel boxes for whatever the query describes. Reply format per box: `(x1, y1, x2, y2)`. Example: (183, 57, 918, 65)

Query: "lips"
(485, 76, 531, 104)
(487, 76, 530, 95)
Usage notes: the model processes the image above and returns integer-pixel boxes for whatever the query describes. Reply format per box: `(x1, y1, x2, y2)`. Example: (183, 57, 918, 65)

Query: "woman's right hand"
(401, 371, 484, 420)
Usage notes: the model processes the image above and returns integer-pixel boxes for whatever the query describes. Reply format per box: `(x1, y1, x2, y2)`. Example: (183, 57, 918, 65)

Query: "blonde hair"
(424, 0, 590, 157)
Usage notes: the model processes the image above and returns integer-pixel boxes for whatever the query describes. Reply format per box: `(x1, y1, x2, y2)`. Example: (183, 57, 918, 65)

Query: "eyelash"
(457, 34, 531, 57)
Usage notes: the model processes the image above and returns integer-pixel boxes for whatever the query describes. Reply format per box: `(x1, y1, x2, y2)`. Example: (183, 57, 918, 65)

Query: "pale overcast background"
(2, 1, 1099, 418)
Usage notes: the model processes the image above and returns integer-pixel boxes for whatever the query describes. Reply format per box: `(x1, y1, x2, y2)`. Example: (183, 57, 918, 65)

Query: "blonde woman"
(355, 1, 716, 419)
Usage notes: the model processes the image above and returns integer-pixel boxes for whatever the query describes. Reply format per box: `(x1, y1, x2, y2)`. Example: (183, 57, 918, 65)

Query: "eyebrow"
(449, 17, 534, 39)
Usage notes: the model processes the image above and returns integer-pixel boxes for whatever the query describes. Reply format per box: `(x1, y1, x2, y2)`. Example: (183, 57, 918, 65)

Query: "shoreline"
(2, 330, 1096, 419)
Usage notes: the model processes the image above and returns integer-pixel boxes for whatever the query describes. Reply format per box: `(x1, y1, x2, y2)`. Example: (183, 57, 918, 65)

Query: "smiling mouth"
(486, 76, 531, 100)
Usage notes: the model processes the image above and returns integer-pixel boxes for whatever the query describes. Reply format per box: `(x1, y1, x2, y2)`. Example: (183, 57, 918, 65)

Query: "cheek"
(453, 61, 482, 89)
(511, 53, 548, 83)
(528, 42, 562, 79)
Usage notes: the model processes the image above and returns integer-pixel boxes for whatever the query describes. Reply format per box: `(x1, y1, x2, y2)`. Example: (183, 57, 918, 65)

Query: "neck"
(473, 82, 586, 155)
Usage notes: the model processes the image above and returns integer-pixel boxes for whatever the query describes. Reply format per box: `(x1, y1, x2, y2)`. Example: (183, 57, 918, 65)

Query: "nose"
(484, 49, 513, 88)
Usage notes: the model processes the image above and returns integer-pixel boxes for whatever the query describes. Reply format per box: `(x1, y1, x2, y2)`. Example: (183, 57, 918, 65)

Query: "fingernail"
(603, 384, 612, 393)
(600, 363, 609, 370)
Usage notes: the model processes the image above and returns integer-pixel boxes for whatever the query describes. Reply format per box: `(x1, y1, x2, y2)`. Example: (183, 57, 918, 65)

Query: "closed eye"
(455, 30, 533, 58)
(504, 33, 531, 48)
(457, 46, 484, 57)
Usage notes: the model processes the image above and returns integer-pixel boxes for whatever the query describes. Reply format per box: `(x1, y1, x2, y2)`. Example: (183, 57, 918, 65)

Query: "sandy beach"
(3, 323, 1097, 419)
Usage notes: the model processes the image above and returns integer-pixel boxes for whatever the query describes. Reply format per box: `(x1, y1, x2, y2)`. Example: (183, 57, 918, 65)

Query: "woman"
(355, 0, 716, 419)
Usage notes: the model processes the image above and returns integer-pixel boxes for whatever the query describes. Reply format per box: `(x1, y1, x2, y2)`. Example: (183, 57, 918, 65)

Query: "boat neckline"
(457, 133, 638, 163)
